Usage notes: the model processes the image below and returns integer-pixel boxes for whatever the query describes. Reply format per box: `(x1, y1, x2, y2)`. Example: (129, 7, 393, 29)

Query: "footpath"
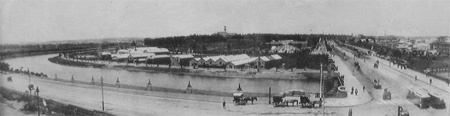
(325, 51, 372, 107)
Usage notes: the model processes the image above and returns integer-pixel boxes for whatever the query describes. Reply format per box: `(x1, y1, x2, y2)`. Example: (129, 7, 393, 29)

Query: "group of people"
(350, 86, 365, 96)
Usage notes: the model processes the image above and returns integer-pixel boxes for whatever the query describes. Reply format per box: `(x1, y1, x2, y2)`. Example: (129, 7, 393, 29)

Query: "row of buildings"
(104, 47, 283, 69)
(394, 37, 450, 56)
(356, 36, 450, 56)
(430, 37, 450, 55)
(189, 54, 282, 69)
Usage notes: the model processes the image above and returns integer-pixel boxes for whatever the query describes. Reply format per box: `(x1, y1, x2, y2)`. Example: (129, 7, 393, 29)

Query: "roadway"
(332, 42, 449, 116)
(1, 72, 357, 116)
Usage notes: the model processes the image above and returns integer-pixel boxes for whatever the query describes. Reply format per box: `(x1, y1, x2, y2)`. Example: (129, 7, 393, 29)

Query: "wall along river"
(3, 54, 319, 94)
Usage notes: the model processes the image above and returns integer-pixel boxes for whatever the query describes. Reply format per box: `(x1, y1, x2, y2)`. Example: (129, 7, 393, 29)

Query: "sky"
(0, 0, 449, 44)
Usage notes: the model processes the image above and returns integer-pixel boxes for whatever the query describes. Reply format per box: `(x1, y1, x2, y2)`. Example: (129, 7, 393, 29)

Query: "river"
(3, 54, 319, 94)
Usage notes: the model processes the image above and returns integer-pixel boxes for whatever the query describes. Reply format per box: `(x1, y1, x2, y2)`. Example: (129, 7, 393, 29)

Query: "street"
(333, 43, 449, 116)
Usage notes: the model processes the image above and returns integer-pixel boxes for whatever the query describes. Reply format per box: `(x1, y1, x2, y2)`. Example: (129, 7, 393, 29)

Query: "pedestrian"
(415, 75, 417, 81)
(355, 89, 358, 96)
(351, 87, 354, 95)
(223, 100, 226, 109)
(363, 86, 365, 92)
(430, 78, 432, 84)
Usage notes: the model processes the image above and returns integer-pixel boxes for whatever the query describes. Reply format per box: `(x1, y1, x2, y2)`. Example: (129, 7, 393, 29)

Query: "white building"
(412, 43, 430, 51)
(271, 44, 300, 53)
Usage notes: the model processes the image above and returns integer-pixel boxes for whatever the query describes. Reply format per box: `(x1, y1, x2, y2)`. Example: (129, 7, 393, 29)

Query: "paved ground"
(325, 52, 372, 107)
(349, 44, 450, 93)
(334, 42, 449, 116)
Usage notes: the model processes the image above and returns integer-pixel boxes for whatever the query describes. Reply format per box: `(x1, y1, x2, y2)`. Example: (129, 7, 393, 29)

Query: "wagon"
(233, 93, 246, 105)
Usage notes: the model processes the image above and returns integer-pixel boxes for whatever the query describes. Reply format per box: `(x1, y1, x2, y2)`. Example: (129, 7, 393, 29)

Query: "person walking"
(363, 86, 365, 92)
(351, 87, 354, 95)
(429, 78, 432, 84)
(415, 75, 417, 81)
(355, 89, 358, 96)
(223, 100, 226, 109)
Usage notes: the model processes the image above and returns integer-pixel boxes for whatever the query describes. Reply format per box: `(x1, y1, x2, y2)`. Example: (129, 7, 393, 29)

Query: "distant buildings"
(412, 43, 430, 51)
(213, 26, 236, 37)
(271, 44, 300, 53)
(310, 38, 329, 55)
(430, 37, 450, 55)
(267, 40, 305, 53)
(110, 47, 169, 60)
(189, 54, 282, 69)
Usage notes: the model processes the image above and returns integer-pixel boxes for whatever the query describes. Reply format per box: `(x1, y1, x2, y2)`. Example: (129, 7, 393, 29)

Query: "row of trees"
(144, 34, 350, 55)
(143, 33, 342, 70)
(279, 49, 331, 70)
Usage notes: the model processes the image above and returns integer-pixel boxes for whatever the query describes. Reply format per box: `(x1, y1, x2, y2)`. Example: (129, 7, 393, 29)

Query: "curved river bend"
(4, 54, 319, 94)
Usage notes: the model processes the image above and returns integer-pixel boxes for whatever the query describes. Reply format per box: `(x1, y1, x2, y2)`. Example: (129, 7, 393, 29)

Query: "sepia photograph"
(0, 0, 449, 116)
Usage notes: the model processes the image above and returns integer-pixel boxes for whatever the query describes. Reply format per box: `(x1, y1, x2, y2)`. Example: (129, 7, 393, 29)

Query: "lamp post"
(320, 63, 325, 116)
(28, 68, 31, 85)
(36, 86, 40, 116)
(101, 77, 104, 111)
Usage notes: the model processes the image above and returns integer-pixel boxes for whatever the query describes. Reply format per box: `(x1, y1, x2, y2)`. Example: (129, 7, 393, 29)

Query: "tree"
(0, 62, 10, 71)
(131, 41, 136, 46)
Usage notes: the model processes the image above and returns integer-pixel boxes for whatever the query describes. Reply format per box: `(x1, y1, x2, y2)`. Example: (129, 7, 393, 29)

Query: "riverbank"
(0, 86, 113, 116)
(48, 56, 106, 68)
(6, 69, 270, 97)
(49, 56, 339, 80)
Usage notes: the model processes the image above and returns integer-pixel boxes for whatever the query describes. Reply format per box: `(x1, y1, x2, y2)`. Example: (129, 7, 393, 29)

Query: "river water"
(3, 54, 319, 93)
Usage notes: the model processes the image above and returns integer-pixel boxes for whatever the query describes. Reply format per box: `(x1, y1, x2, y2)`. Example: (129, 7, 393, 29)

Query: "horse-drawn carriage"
(272, 89, 321, 108)
(354, 62, 361, 71)
(383, 89, 391, 100)
(232, 93, 257, 105)
(374, 79, 382, 89)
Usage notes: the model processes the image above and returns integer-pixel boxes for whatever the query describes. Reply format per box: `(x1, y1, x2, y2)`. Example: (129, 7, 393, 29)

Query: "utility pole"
(36, 87, 40, 116)
(28, 68, 31, 85)
(268, 87, 271, 104)
(101, 76, 104, 111)
(320, 63, 325, 116)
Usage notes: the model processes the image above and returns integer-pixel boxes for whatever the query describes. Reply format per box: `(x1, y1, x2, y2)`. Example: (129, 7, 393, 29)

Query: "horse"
(272, 96, 283, 106)
(243, 97, 257, 104)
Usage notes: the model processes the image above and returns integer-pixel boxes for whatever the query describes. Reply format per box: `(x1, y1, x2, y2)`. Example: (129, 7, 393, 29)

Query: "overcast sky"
(1, 0, 449, 44)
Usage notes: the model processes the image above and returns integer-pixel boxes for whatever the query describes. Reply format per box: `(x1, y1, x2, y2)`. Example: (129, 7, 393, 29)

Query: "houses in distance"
(103, 46, 283, 70)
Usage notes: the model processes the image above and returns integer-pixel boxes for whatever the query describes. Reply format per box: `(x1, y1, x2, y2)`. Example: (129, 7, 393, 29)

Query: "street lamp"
(101, 76, 104, 111)
(319, 63, 325, 116)
(36, 86, 40, 116)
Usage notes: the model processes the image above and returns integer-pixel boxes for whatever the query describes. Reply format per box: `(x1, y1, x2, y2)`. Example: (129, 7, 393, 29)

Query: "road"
(333, 42, 449, 116)
(1, 72, 357, 116)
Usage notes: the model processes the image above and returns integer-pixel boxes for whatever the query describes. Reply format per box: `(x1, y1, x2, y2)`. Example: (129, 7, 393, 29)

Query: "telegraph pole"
(36, 87, 40, 116)
(101, 76, 104, 111)
(320, 63, 325, 116)
(28, 68, 31, 85)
